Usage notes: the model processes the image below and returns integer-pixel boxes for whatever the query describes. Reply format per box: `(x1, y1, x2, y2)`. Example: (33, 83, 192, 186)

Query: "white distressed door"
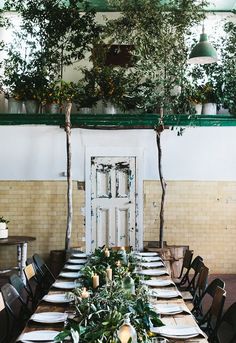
(91, 156, 136, 250)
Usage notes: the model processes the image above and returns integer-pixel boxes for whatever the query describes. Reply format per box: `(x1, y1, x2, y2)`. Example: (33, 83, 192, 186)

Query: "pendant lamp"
(188, 24, 217, 64)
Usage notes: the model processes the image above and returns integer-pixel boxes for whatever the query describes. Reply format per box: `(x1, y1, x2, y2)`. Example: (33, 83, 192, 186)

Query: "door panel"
(91, 157, 136, 250)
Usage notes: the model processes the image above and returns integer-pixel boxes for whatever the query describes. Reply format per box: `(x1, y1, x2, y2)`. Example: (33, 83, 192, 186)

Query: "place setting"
(17, 330, 62, 342)
(149, 288, 182, 299)
(140, 261, 165, 268)
(153, 303, 191, 316)
(59, 271, 82, 279)
(42, 293, 71, 304)
(137, 268, 169, 276)
(151, 325, 207, 340)
(71, 252, 87, 258)
(30, 311, 68, 324)
(141, 279, 175, 287)
(63, 263, 84, 271)
(67, 258, 87, 264)
(52, 280, 80, 290)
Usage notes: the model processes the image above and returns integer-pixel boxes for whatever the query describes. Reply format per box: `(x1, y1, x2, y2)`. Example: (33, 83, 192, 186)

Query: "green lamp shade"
(188, 33, 217, 64)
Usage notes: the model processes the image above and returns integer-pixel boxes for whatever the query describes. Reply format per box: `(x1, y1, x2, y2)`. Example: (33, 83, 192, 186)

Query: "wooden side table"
(0, 236, 36, 282)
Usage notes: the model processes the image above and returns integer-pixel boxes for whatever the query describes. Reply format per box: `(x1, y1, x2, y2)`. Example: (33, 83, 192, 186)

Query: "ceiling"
(0, 0, 235, 12)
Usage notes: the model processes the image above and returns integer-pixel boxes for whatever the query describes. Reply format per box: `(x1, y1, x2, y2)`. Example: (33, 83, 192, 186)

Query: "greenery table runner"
(55, 247, 163, 343)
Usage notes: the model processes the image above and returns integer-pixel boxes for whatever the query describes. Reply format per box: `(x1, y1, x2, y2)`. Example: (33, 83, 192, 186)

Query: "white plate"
(136, 252, 159, 257)
(154, 304, 188, 315)
(59, 272, 81, 279)
(138, 269, 169, 276)
(71, 252, 87, 258)
(31, 312, 68, 324)
(52, 281, 76, 289)
(140, 262, 164, 268)
(42, 293, 71, 303)
(139, 256, 162, 262)
(150, 289, 181, 299)
(64, 264, 84, 270)
(67, 258, 87, 264)
(141, 279, 174, 287)
(18, 330, 60, 341)
(151, 326, 200, 340)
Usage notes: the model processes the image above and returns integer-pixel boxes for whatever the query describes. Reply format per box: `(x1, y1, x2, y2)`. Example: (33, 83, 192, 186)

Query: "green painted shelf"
(0, 113, 236, 128)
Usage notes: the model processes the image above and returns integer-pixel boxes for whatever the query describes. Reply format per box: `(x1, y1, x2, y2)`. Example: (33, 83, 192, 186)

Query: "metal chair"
(1, 283, 31, 341)
(9, 273, 34, 312)
(24, 263, 45, 306)
(192, 278, 225, 319)
(192, 265, 209, 307)
(33, 253, 55, 289)
(199, 286, 226, 342)
(177, 255, 204, 293)
(173, 249, 193, 283)
(0, 292, 9, 343)
(217, 302, 236, 343)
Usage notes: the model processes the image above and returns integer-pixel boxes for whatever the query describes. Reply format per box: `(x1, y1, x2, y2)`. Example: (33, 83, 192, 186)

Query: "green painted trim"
(0, 113, 236, 127)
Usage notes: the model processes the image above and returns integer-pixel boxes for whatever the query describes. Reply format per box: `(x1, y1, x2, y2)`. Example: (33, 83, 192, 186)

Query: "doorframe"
(85, 147, 144, 254)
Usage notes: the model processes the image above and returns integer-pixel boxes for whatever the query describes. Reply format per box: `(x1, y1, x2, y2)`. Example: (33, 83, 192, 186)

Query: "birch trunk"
(65, 102, 73, 251)
(156, 108, 167, 248)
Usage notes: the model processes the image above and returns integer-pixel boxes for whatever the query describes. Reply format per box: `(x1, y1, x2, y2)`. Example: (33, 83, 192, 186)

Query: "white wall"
(0, 125, 236, 181)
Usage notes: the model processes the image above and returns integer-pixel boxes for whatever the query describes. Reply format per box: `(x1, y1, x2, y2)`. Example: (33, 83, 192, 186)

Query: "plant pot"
(0, 223, 6, 230)
(194, 103, 202, 115)
(8, 97, 23, 114)
(44, 103, 60, 114)
(78, 107, 93, 114)
(202, 103, 217, 115)
(0, 228, 8, 239)
(24, 100, 40, 114)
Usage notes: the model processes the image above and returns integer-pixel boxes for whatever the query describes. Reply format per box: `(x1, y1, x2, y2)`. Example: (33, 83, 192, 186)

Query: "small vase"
(103, 101, 122, 115)
(8, 97, 23, 114)
(25, 100, 40, 114)
(202, 103, 217, 115)
(194, 103, 202, 115)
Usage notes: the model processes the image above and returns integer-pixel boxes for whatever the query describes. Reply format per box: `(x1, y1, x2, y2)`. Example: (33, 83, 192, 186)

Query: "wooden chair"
(24, 263, 45, 306)
(173, 249, 193, 284)
(192, 278, 225, 319)
(0, 292, 9, 343)
(1, 283, 31, 341)
(199, 286, 226, 342)
(217, 302, 236, 343)
(9, 273, 34, 312)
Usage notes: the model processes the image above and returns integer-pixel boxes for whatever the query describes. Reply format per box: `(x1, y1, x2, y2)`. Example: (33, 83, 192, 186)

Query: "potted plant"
(202, 82, 218, 115)
(189, 85, 205, 115)
(220, 21, 236, 116)
(42, 82, 61, 114)
(0, 216, 9, 239)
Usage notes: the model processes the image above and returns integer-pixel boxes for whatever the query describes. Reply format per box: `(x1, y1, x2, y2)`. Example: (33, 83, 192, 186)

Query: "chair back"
(10, 274, 32, 311)
(186, 256, 204, 292)
(217, 302, 236, 343)
(200, 286, 226, 341)
(1, 284, 30, 342)
(177, 249, 193, 279)
(0, 292, 9, 343)
(33, 253, 55, 289)
(24, 264, 43, 306)
(193, 265, 209, 304)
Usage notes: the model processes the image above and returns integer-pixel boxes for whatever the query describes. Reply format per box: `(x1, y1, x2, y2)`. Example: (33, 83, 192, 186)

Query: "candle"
(106, 266, 112, 281)
(92, 273, 99, 289)
(120, 246, 125, 251)
(104, 248, 110, 258)
(81, 287, 89, 299)
(116, 260, 121, 268)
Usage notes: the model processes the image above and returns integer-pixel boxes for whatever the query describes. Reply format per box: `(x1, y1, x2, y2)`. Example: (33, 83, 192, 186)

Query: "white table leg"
(17, 242, 27, 283)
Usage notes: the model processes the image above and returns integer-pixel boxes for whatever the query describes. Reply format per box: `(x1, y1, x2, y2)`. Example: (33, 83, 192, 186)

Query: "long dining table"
(16, 252, 208, 343)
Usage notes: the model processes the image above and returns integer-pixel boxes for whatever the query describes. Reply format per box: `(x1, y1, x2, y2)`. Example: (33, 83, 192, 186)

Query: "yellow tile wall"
(0, 181, 85, 268)
(144, 180, 236, 273)
(0, 180, 235, 273)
